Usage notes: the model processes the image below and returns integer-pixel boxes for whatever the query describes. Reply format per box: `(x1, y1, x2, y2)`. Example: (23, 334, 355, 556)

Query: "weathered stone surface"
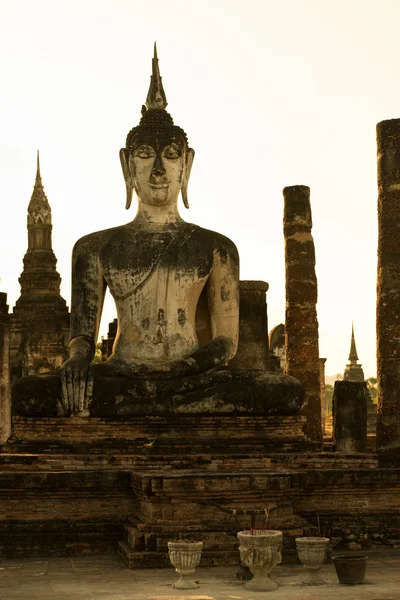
(283, 185, 321, 444)
(7, 414, 314, 456)
(1, 413, 399, 560)
(12, 368, 304, 417)
(332, 380, 368, 453)
(376, 118, 400, 451)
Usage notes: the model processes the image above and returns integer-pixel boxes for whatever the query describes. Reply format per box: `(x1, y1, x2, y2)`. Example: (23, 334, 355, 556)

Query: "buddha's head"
(120, 44, 194, 211)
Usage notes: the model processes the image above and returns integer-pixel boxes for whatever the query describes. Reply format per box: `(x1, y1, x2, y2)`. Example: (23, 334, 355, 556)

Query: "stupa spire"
(348, 322, 359, 364)
(28, 151, 51, 226)
(343, 322, 364, 381)
(35, 150, 41, 183)
(145, 42, 168, 110)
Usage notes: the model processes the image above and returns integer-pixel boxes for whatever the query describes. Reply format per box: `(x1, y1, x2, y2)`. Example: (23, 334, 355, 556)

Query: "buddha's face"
(130, 140, 185, 208)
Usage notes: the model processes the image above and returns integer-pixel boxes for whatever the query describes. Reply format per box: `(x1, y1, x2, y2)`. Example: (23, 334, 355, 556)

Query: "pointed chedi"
(343, 323, 364, 381)
(9, 153, 70, 377)
(27, 151, 52, 238)
(348, 322, 359, 364)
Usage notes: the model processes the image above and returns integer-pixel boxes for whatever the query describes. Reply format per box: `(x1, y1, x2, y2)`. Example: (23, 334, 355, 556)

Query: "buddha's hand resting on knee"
(60, 336, 95, 414)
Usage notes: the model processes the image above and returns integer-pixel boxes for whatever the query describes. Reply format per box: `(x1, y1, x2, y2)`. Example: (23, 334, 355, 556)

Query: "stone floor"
(0, 553, 400, 600)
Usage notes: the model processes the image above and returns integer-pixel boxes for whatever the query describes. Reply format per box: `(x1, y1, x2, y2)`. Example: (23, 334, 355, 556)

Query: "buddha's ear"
(181, 147, 195, 209)
(120, 148, 134, 210)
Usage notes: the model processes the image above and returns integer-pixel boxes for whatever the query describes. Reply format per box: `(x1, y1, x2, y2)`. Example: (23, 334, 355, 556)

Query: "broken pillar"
(283, 185, 322, 443)
(229, 280, 269, 371)
(376, 119, 400, 451)
(0, 292, 10, 444)
(333, 380, 368, 453)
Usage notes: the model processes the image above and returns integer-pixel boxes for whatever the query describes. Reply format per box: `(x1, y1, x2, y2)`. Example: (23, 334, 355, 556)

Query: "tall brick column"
(283, 185, 321, 443)
(376, 119, 400, 451)
(0, 293, 10, 444)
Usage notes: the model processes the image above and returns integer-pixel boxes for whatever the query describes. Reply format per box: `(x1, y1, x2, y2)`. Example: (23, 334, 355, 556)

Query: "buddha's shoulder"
(190, 224, 238, 257)
(72, 224, 133, 253)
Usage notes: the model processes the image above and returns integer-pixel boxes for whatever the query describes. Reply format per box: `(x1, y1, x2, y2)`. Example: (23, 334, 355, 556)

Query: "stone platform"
(0, 417, 399, 565)
(2, 553, 400, 600)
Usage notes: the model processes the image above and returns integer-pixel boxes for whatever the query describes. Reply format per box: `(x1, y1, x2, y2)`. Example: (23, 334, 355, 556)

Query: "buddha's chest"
(100, 228, 213, 301)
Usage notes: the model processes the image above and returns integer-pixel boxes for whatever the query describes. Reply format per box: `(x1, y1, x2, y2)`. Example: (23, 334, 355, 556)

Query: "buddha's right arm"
(69, 236, 107, 352)
(60, 237, 106, 413)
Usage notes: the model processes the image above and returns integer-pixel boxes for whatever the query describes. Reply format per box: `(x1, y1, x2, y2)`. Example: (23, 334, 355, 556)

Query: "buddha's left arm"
(178, 240, 240, 373)
(205, 243, 240, 360)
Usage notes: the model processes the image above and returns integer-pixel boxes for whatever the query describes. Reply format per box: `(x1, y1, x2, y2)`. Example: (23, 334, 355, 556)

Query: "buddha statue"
(12, 45, 304, 419)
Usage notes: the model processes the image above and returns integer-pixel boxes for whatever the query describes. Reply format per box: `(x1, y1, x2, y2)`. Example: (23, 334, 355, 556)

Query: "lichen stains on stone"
(157, 309, 165, 326)
(177, 308, 186, 327)
(218, 247, 228, 264)
(124, 324, 141, 342)
(221, 285, 230, 302)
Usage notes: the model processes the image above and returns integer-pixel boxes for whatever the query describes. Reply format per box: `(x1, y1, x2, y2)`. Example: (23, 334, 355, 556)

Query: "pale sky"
(0, 0, 397, 378)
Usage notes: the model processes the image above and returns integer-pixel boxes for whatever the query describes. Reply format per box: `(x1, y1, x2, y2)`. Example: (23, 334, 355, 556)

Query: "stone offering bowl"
(295, 536, 330, 584)
(237, 530, 283, 592)
(167, 541, 203, 590)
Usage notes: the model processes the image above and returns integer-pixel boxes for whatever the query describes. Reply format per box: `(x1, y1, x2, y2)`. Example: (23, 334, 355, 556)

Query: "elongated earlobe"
(181, 148, 195, 209)
(120, 148, 134, 209)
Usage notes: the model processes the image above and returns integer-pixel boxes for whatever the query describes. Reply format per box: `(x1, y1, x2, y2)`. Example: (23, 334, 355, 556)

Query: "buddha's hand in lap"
(135, 336, 235, 380)
(93, 336, 235, 381)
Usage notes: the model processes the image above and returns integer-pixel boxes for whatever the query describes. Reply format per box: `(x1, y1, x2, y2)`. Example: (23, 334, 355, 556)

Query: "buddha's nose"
(152, 153, 166, 176)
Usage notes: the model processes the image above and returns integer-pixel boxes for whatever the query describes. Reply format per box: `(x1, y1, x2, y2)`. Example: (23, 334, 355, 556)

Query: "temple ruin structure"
(9, 153, 70, 381)
(0, 48, 399, 570)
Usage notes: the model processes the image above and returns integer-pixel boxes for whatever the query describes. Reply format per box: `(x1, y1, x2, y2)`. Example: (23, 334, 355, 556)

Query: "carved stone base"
(12, 368, 304, 418)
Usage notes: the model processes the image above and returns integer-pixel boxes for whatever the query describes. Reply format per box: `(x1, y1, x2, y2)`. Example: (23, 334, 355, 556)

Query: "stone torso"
(74, 222, 231, 363)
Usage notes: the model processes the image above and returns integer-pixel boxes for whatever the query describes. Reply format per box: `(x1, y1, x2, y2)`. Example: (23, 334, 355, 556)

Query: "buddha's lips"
(149, 182, 169, 189)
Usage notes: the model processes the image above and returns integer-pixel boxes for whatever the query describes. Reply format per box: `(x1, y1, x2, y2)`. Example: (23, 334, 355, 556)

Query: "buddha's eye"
(135, 145, 155, 159)
(163, 144, 181, 159)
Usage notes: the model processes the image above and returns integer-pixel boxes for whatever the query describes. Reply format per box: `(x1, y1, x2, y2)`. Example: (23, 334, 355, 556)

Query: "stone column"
(333, 381, 367, 453)
(376, 119, 400, 451)
(283, 186, 321, 443)
(319, 358, 327, 433)
(229, 281, 269, 371)
(0, 293, 10, 444)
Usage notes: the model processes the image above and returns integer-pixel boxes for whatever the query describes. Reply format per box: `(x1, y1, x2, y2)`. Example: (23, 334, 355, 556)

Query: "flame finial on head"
(145, 42, 167, 111)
